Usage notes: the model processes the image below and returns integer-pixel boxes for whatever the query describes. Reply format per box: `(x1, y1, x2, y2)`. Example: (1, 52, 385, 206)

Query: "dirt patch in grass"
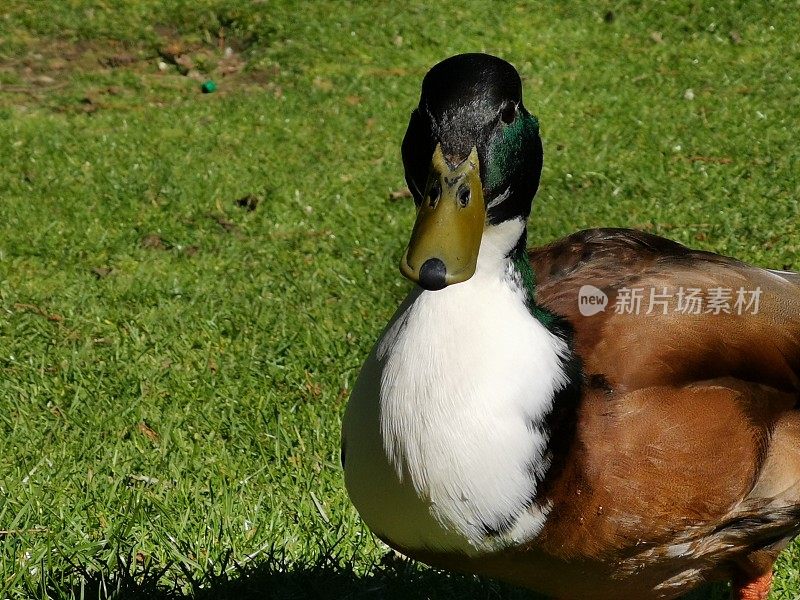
(0, 33, 281, 112)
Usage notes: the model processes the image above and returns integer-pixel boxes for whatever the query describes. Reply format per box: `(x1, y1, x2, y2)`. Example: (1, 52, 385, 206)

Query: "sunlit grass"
(0, 1, 798, 598)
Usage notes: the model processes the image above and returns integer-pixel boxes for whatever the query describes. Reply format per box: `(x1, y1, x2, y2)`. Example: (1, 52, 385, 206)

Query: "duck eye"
(500, 100, 516, 124)
(458, 185, 471, 208)
(428, 179, 441, 208)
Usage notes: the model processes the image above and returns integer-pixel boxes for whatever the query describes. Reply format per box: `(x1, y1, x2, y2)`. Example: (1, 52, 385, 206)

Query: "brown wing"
(529, 228, 800, 393)
(527, 229, 800, 594)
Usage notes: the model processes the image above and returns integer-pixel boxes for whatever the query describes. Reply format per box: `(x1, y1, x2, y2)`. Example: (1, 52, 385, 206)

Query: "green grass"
(0, 1, 798, 598)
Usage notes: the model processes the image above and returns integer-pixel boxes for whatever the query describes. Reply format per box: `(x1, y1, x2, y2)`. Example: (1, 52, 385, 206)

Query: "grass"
(0, 1, 798, 598)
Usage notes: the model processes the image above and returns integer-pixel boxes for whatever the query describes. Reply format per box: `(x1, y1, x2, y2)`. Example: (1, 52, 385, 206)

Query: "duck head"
(400, 53, 543, 290)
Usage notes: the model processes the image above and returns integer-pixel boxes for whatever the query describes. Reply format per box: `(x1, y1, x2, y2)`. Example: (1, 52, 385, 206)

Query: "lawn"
(0, 1, 798, 598)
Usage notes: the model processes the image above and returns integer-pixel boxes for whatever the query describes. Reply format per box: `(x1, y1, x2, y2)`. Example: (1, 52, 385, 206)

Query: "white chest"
(342, 268, 570, 554)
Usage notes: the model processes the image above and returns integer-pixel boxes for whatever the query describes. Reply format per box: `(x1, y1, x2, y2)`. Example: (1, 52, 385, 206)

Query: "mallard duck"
(341, 53, 800, 600)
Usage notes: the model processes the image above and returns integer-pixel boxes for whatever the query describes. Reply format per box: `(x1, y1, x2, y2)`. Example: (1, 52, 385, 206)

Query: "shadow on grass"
(36, 551, 539, 600)
(34, 549, 731, 600)
(192, 557, 541, 600)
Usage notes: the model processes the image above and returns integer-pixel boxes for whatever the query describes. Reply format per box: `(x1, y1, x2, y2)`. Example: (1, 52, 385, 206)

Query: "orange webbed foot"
(734, 571, 773, 600)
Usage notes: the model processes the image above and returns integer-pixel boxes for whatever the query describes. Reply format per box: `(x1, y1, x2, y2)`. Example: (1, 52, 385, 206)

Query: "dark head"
(400, 53, 543, 290)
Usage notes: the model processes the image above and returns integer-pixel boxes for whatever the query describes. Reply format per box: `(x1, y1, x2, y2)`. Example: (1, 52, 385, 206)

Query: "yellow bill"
(400, 145, 486, 290)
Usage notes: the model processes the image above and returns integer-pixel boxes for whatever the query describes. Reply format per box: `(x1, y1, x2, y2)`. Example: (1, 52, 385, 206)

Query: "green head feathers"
(487, 113, 540, 191)
(402, 54, 545, 225)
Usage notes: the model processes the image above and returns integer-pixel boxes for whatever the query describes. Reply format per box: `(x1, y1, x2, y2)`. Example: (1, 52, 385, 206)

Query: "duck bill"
(400, 146, 486, 290)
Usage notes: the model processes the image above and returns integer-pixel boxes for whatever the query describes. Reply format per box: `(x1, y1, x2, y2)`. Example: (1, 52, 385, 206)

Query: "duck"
(341, 53, 800, 600)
